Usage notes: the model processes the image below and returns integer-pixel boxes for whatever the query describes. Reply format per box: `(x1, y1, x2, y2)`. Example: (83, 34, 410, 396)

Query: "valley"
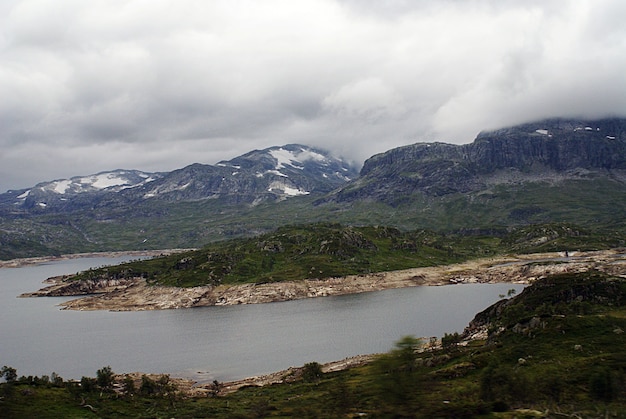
(2, 118, 626, 261)
(3, 117, 626, 417)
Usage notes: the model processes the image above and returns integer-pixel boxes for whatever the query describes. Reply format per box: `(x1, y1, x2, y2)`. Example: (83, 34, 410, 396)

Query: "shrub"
(302, 362, 323, 382)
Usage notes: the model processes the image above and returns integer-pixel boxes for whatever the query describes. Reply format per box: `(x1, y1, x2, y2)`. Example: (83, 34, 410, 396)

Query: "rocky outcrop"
(21, 277, 137, 297)
(326, 118, 626, 205)
(461, 250, 626, 341)
(22, 249, 626, 311)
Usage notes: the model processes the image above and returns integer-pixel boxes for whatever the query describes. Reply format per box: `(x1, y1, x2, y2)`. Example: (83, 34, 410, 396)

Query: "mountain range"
(1, 144, 357, 213)
(327, 118, 626, 204)
(2, 117, 626, 259)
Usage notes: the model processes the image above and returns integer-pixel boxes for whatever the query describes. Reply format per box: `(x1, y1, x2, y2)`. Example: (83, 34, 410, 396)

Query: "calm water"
(0, 257, 524, 382)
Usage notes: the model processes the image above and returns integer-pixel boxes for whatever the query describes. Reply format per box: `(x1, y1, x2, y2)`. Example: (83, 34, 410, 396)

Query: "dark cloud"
(1, 0, 625, 191)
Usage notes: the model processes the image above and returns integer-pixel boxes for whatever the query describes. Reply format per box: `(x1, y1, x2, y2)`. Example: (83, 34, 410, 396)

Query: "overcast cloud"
(2, 0, 626, 192)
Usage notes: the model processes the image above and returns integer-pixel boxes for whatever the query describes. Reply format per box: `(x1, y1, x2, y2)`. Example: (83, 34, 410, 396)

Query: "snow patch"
(89, 173, 131, 189)
(37, 202, 47, 208)
(53, 180, 72, 194)
(40, 171, 158, 195)
(267, 180, 309, 196)
(535, 129, 549, 135)
(265, 170, 288, 177)
(17, 190, 30, 199)
(283, 186, 309, 196)
(270, 147, 327, 170)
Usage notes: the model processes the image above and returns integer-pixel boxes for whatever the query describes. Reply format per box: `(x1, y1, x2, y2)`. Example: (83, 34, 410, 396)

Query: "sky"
(2, 0, 626, 192)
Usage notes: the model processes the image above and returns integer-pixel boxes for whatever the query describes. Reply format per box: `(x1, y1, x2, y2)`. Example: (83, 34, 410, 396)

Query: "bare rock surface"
(19, 249, 626, 311)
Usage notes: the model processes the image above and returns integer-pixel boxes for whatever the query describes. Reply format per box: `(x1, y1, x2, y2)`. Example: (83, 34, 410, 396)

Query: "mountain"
(326, 118, 626, 205)
(0, 170, 164, 213)
(2, 118, 626, 260)
(132, 144, 355, 205)
(0, 144, 359, 259)
(1, 144, 357, 214)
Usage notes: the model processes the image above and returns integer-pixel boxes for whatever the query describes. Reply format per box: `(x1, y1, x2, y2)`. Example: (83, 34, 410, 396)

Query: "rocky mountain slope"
(133, 144, 355, 205)
(326, 118, 626, 205)
(0, 170, 164, 213)
(1, 144, 357, 214)
(2, 117, 626, 260)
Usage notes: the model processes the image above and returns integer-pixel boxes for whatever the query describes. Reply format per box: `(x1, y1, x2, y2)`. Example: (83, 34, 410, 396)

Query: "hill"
(2, 118, 626, 259)
(0, 145, 358, 259)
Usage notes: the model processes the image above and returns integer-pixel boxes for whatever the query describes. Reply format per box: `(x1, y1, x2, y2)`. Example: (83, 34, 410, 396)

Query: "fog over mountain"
(2, 0, 626, 192)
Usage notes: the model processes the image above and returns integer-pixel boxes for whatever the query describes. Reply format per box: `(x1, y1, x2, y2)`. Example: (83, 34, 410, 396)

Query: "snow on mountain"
(30, 170, 160, 196)
(1, 144, 358, 211)
(269, 146, 328, 171)
(7, 170, 163, 210)
(267, 179, 310, 197)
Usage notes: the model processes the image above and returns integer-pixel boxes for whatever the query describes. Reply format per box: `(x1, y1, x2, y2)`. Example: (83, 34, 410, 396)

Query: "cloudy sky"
(2, 0, 626, 192)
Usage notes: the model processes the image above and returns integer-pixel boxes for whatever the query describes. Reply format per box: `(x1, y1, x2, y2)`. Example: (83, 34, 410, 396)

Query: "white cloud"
(1, 0, 625, 191)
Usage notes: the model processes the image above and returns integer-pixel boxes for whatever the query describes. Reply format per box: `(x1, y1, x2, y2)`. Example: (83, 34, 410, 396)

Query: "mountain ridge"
(1, 144, 357, 213)
(2, 117, 626, 259)
(326, 117, 626, 205)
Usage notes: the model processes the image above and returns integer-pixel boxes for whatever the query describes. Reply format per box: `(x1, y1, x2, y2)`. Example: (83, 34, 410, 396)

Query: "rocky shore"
(0, 249, 191, 268)
(10, 248, 626, 397)
(20, 249, 626, 311)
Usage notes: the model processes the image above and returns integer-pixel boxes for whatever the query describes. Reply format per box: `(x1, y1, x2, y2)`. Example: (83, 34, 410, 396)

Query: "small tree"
(330, 375, 353, 415)
(210, 379, 222, 396)
(50, 372, 64, 387)
(80, 376, 98, 393)
(1, 366, 18, 398)
(393, 335, 422, 371)
(96, 366, 115, 391)
(302, 362, 323, 382)
(442, 332, 461, 349)
(122, 376, 136, 396)
(1, 366, 17, 383)
(139, 375, 158, 396)
(373, 336, 423, 414)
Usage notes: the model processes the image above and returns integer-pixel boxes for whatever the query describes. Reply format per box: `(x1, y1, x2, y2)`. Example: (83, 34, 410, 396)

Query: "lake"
(0, 256, 524, 383)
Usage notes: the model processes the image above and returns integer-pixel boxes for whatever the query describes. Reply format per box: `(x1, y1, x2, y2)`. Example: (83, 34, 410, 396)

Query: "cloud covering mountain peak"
(2, 0, 625, 192)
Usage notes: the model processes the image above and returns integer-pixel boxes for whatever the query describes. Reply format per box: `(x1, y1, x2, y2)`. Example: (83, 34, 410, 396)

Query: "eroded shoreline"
(19, 249, 626, 311)
(10, 248, 626, 395)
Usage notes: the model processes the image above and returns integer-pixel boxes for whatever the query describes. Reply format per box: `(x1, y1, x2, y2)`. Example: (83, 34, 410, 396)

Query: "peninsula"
(21, 249, 626, 311)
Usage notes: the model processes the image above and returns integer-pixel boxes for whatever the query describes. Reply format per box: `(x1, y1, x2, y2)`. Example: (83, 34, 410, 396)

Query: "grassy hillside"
(2, 270, 625, 418)
(70, 223, 476, 287)
(67, 222, 625, 288)
(3, 177, 626, 261)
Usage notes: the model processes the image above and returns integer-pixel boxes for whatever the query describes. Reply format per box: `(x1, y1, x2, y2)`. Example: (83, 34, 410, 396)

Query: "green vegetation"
(69, 222, 625, 288)
(2, 271, 625, 417)
(3, 176, 626, 261)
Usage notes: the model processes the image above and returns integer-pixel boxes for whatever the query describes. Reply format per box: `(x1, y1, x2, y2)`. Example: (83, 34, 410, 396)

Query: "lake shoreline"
(8, 249, 626, 396)
(0, 249, 192, 269)
(19, 248, 626, 311)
